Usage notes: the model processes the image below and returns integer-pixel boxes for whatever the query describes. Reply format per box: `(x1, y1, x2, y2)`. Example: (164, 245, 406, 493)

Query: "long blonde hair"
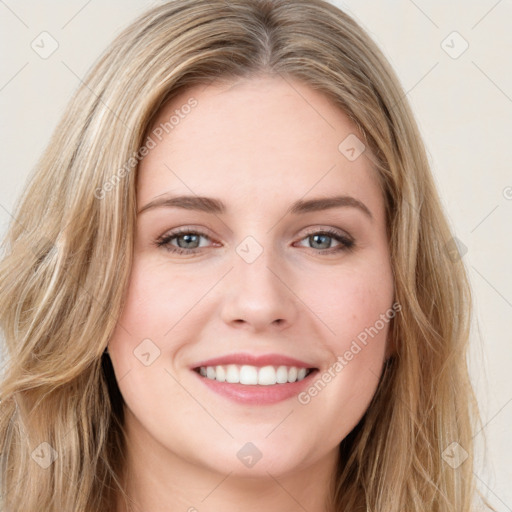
(0, 1, 486, 510)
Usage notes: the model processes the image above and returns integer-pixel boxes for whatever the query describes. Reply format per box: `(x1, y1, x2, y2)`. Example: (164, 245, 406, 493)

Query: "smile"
(192, 364, 320, 405)
(194, 364, 315, 385)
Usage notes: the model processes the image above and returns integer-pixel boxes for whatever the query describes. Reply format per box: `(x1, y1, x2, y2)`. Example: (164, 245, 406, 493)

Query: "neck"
(115, 411, 339, 512)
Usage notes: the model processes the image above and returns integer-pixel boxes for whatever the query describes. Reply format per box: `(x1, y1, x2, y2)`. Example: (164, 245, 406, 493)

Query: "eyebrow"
(137, 194, 373, 220)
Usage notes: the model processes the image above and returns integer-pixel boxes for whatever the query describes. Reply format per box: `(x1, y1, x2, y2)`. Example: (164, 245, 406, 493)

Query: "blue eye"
(155, 227, 355, 255)
(297, 229, 355, 253)
(155, 229, 210, 255)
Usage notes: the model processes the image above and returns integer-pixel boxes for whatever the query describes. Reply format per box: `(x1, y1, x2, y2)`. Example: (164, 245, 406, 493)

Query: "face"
(108, 75, 395, 478)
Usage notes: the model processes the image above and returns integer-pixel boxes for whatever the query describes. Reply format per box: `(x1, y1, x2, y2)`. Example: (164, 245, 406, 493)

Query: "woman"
(0, 0, 489, 510)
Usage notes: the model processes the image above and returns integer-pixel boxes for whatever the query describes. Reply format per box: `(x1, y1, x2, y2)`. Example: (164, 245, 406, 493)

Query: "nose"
(219, 245, 299, 332)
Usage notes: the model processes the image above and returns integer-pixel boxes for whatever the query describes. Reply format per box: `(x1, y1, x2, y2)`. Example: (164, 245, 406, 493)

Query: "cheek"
(298, 259, 394, 410)
(109, 258, 206, 349)
(298, 264, 394, 428)
(307, 259, 394, 351)
(106, 259, 201, 427)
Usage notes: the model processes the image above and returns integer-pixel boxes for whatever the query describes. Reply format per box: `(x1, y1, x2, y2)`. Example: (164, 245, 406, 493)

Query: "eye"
(154, 228, 214, 255)
(294, 228, 355, 254)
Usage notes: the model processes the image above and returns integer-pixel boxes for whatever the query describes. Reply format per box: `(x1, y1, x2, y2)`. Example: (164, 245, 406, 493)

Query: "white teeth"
(239, 365, 258, 385)
(196, 364, 311, 385)
(215, 365, 226, 382)
(258, 366, 276, 385)
(226, 364, 239, 383)
(276, 365, 289, 384)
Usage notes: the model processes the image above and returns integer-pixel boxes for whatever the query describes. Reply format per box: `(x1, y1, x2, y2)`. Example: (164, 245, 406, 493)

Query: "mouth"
(193, 364, 318, 385)
(190, 352, 321, 404)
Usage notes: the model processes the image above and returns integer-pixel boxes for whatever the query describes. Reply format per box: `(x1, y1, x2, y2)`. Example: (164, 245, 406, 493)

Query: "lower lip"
(192, 369, 319, 405)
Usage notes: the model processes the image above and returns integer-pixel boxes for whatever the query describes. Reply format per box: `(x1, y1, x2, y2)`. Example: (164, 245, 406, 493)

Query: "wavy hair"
(0, 0, 486, 510)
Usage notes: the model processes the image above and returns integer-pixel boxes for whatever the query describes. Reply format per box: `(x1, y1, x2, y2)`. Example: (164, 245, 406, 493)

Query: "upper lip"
(191, 352, 318, 370)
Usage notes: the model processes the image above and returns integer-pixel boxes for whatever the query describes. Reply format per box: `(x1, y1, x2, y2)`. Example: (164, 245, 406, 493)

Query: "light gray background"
(0, 1, 510, 509)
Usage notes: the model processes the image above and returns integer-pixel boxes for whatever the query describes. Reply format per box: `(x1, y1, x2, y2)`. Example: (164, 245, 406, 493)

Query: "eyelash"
(154, 227, 355, 256)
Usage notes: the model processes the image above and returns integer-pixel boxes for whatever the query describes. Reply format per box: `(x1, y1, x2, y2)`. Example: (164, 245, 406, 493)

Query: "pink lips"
(190, 352, 319, 405)
(191, 352, 316, 370)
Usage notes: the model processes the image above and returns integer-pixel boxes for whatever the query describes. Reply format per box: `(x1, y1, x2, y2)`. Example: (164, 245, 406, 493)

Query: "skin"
(108, 75, 395, 512)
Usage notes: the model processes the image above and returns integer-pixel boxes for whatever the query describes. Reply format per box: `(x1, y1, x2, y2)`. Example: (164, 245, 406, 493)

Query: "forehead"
(137, 76, 385, 221)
